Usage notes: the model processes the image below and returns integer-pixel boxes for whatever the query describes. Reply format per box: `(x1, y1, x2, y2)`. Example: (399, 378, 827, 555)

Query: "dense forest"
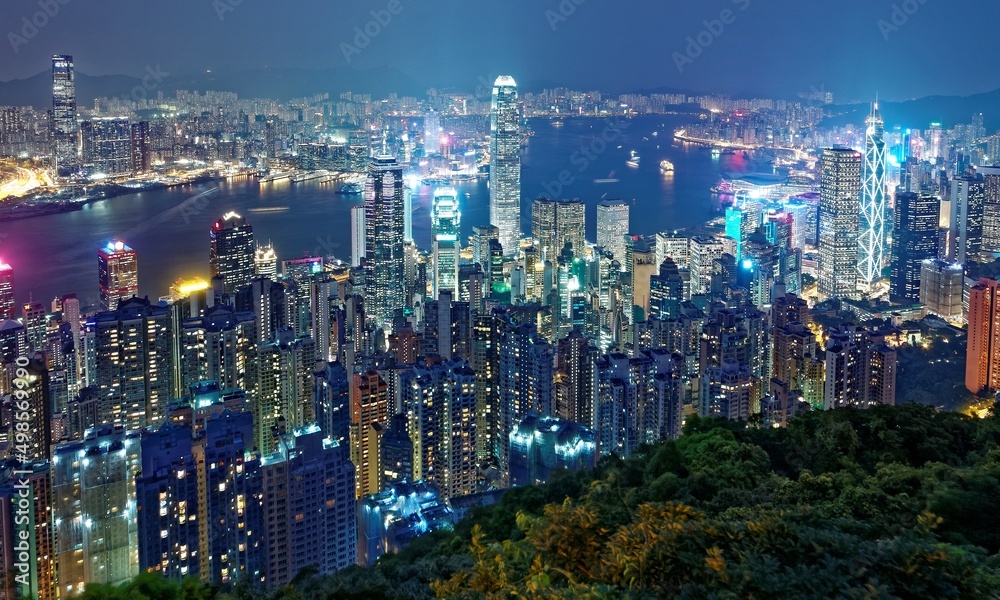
(80, 404, 1000, 599)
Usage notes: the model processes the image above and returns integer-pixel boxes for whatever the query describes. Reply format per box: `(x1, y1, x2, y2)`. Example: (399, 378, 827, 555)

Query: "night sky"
(2, 0, 998, 101)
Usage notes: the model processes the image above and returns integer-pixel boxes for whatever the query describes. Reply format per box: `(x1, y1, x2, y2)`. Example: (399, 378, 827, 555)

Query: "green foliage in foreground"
(81, 404, 1000, 599)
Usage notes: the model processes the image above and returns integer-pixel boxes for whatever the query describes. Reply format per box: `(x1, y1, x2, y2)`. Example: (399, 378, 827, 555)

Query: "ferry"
(551, 119, 565, 127)
(659, 160, 674, 173)
(337, 182, 363, 195)
(626, 151, 641, 168)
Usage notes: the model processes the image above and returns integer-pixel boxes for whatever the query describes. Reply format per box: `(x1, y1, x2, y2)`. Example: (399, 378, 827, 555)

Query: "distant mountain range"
(2, 65, 998, 133)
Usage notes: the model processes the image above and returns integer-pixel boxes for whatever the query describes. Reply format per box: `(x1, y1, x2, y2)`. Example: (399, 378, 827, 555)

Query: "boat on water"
(337, 182, 363, 195)
(626, 151, 641, 168)
(551, 118, 565, 127)
(594, 178, 620, 184)
(659, 160, 674, 173)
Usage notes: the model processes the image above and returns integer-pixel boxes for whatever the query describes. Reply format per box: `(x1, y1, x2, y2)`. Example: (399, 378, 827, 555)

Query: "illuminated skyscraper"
(81, 118, 132, 175)
(364, 155, 406, 329)
(210, 212, 255, 295)
(858, 102, 887, 290)
(489, 76, 522, 257)
(432, 187, 461, 299)
(498, 323, 554, 475)
(950, 175, 986, 265)
(818, 148, 862, 299)
(350, 205, 365, 268)
(130, 121, 151, 173)
(98, 240, 138, 311)
(352, 371, 389, 498)
(0, 260, 13, 320)
(889, 193, 939, 303)
(966, 277, 1000, 395)
(597, 199, 629, 267)
(531, 197, 585, 262)
(424, 109, 441, 154)
(51, 54, 78, 174)
(254, 244, 278, 279)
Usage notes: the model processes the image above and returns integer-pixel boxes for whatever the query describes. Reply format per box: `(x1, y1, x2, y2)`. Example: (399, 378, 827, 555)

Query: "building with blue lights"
(508, 415, 597, 487)
(358, 480, 454, 566)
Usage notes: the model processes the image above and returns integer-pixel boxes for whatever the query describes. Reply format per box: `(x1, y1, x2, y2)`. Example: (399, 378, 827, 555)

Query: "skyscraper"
(98, 240, 139, 311)
(498, 323, 554, 475)
(352, 371, 389, 498)
(210, 212, 255, 295)
(818, 148, 862, 299)
(531, 197, 586, 262)
(130, 121, 151, 173)
(489, 76, 522, 257)
(597, 199, 630, 266)
(51, 54, 78, 174)
(966, 277, 1000, 395)
(254, 244, 278, 279)
(81, 118, 132, 175)
(364, 155, 406, 329)
(950, 175, 986, 266)
(350, 205, 366, 268)
(858, 102, 887, 290)
(889, 193, 939, 303)
(432, 187, 461, 299)
(0, 260, 13, 320)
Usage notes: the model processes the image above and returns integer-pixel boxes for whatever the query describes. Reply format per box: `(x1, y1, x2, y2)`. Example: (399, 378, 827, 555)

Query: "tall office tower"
(261, 425, 356, 586)
(350, 205, 366, 268)
(823, 324, 896, 409)
(920, 260, 964, 322)
(98, 240, 139, 311)
(472, 224, 500, 273)
(210, 212, 255, 296)
(84, 297, 175, 429)
(649, 258, 685, 321)
(0, 260, 13, 319)
(129, 120, 151, 173)
(858, 102, 887, 290)
(981, 167, 1000, 255)
(531, 198, 586, 262)
(487, 239, 506, 299)
(21, 301, 46, 351)
(381, 413, 414, 485)
(364, 155, 406, 329)
(51, 54, 78, 174)
(313, 361, 350, 445)
(400, 358, 478, 498)
(498, 323, 554, 475)
(508, 415, 597, 487)
(597, 199, 630, 266)
(254, 244, 278, 279)
(81, 118, 132, 175)
(889, 193, 939, 303)
(689, 235, 726, 296)
(489, 76, 522, 257)
(950, 175, 986, 266)
(592, 348, 681, 457)
(52, 427, 142, 595)
(424, 109, 441, 153)
(249, 329, 316, 454)
(136, 423, 201, 582)
(432, 187, 461, 299)
(352, 370, 390, 498)
(966, 277, 1000, 394)
(8, 354, 50, 462)
(472, 313, 501, 459)
(554, 330, 596, 426)
(656, 232, 690, 269)
(180, 304, 256, 391)
(0, 461, 54, 600)
(192, 410, 264, 585)
(818, 148, 862, 298)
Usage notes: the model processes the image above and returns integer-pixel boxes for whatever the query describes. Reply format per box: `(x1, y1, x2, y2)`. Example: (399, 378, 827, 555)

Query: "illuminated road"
(0, 166, 44, 200)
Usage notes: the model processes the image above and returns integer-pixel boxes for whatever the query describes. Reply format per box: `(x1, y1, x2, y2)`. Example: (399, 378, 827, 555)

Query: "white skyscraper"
(351, 205, 366, 268)
(858, 102, 887, 290)
(489, 75, 521, 257)
(432, 187, 461, 299)
(597, 199, 630, 265)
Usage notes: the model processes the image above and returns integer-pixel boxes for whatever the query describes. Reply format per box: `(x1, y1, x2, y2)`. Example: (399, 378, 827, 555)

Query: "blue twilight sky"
(1, 0, 997, 102)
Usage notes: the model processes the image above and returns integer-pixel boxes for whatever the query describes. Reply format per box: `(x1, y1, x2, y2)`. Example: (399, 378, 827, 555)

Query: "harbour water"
(0, 115, 760, 308)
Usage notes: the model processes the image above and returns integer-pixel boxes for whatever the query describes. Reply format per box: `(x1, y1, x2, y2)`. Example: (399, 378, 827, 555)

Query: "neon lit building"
(858, 102, 887, 290)
(432, 187, 461, 299)
(98, 240, 138, 311)
(818, 148, 861, 299)
(358, 480, 454, 567)
(210, 212, 255, 296)
(0, 260, 13, 320)
(508, 415, 596, 487)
